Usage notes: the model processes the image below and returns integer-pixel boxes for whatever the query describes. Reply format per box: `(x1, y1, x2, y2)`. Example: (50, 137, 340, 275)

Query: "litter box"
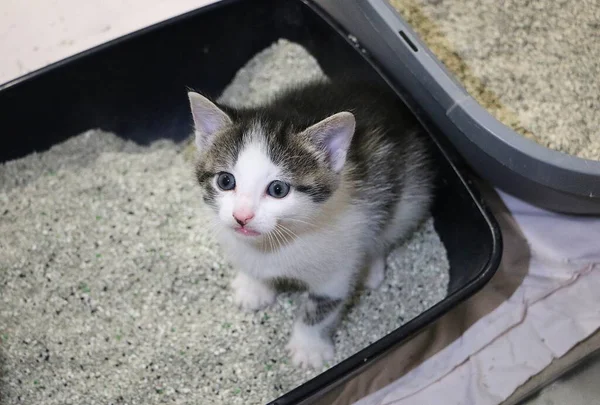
(316, 1, 600, 215)
(0, 0, 502, 404)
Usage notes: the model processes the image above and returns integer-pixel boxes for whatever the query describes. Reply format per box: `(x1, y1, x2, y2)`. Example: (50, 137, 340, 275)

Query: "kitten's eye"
(267, 180, 290, 199)
(216, 172, 235, 191)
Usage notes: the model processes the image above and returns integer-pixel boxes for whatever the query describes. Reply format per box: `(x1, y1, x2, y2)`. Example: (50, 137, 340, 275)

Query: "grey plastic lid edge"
(449, 99, 600, 196)
(317, 0, 600, 198)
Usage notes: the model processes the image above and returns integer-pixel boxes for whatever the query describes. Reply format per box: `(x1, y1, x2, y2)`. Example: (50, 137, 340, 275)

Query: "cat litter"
(390, 0, 600, 161)
(0, 39, 449, 405)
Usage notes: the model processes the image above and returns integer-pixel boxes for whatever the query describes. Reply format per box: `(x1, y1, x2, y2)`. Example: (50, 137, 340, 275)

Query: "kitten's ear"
(302, 112, 356, 173)
(188, 92, 232, 151)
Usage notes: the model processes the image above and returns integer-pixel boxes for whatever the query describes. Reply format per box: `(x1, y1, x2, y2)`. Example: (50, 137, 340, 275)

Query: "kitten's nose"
(233, 211, 254, 226)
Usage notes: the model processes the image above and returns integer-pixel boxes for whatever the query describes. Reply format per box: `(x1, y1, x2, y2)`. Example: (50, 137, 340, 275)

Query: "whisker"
(274, 226, 296, 270)
(269, 227, 286, 268)
(278, 225, 294, 244)
(284, 217, 320, 229)
(277, 223, 320, 258)
(266, 231, 275, 255)
(272, 226, 287, 248)
(277, 224, 298, 240)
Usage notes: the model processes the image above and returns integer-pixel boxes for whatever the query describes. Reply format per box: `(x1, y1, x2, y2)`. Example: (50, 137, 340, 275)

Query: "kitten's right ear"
(188, 92, 232, 151)
(301, 112, 356, 173)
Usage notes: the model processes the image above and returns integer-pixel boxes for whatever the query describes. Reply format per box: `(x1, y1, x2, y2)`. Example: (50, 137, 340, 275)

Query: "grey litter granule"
(0, 39, 449, 405)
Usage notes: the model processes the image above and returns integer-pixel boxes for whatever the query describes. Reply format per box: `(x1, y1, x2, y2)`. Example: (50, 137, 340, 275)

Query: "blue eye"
(267, 180, 290, 198)
(216, 172, 235, 191)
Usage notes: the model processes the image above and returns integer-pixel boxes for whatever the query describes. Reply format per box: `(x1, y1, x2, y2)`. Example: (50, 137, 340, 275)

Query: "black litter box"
(0, 0, 502, 404)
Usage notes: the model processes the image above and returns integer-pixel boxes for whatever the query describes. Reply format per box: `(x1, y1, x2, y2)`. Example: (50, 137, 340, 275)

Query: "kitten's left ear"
(301, 112, 356, 173)
(188, 92, 232, 152)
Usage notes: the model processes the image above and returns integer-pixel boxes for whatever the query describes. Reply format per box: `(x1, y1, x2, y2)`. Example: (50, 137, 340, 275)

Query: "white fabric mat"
(353, 190, 600, 405)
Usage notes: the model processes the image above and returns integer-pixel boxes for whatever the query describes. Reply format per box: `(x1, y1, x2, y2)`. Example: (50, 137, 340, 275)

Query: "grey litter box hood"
(315, 0, 600, 215)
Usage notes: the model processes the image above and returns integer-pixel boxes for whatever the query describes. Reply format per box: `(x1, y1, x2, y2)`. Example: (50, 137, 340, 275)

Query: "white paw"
(365, 256, 385, 290)
(286, 323, 334, 369)
(231, 272, 276, 311)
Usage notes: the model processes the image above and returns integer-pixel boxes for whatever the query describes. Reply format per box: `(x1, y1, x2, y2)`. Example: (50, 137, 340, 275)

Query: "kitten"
(188, 79, 435, 369)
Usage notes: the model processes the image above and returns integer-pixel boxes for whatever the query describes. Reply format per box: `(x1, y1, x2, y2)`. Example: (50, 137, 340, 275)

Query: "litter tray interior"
(0, 0, 501, 404)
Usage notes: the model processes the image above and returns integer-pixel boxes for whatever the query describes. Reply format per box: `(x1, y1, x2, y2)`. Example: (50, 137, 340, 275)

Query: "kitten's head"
(188, 91, 355, 240)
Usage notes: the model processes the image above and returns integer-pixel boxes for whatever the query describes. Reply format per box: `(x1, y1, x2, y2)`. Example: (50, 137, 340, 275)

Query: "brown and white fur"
(188, 79, 435, 368)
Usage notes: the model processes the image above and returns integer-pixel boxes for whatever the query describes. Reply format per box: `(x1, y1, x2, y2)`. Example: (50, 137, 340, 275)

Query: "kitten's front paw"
(286, 323, 334, 369)
(231, 272, 276, 311)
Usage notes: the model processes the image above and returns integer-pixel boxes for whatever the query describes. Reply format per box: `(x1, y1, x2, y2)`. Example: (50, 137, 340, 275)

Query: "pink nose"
(233, 210, 254, 226)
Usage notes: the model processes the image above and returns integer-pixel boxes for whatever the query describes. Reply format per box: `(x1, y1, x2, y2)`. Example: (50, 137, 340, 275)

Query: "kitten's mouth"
(234, 226, 261, 237)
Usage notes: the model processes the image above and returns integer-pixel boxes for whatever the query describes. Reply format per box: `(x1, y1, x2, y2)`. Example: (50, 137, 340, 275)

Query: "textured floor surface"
(390, 0, 600, 160)
(522, 353, 600, 405)
(0, 0, 217, 85)
(0, 40, 449, 405)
